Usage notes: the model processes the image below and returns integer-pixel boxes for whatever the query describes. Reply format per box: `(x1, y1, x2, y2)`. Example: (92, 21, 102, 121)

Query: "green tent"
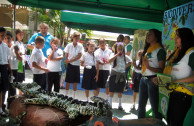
(8, 0, 192, 33)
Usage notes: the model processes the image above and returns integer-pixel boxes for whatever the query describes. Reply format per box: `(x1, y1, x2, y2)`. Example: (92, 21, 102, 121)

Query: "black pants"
(167, 91, 192, 126)
(47, 72, 61, 93)
(33, 73, 47, 90)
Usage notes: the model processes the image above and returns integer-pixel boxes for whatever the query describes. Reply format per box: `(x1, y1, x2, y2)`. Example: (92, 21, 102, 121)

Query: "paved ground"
(21, 69, 152, 120)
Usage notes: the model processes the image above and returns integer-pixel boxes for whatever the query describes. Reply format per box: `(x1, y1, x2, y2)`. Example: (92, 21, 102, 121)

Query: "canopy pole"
(13, 3, 16, 43)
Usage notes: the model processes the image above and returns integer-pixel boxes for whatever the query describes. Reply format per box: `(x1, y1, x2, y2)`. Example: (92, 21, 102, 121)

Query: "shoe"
(130, 105, 136, 110)
(118, 106, 123, 111)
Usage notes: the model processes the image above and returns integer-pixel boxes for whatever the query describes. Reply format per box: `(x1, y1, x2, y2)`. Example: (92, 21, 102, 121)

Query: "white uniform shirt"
(171, 50, 194, 81)
(81, 52, 96, 66)
(133, 60, 142, 73)
(64, 42, 83, 66)
(46, 48, 63, 72)
(94, 48, 112, 70)
(30, 47, 46, 74)
(10, 42, 19, 70)
(15, 41, 25, 65)
(0, 42, 10, 64)
(111, 54, 132, 73)
(125, 43, 133, 59)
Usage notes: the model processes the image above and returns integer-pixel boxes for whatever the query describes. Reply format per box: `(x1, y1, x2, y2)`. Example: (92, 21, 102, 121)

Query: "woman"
(162, 28, 194, 126)
(138, 29, 166, 119)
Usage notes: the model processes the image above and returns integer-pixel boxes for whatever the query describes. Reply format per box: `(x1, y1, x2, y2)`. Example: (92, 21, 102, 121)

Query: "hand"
(142, 58, 149, 68)
(14, 46, 19, 52)
(43, 68, 49, 73)
(94, 75, 98, 82)
(51, 44, 57, 51)
(132, 59, 136, 66)
(65, 59, 70, 63)
(153, 77, 158, 85)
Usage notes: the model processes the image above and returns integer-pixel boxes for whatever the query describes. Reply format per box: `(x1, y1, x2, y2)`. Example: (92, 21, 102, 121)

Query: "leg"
(53, 72, 61, 93)
(133, 92, 138, 105)
(73, 83, 77, 91)
(105, 88, 109, 95)
(47, 72, 53, 93)
(108, 92, 114, 107)
(147, 79, 162, 120)
(96, 88, 100, 96)
(118, 92, 123, 110)
(93, 90, 97, 96)
(65, 82, 70, 90)
(138, 78, 148, 119)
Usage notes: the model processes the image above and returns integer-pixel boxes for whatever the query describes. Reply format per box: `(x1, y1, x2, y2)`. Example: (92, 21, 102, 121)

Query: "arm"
(27, 44, 34, 50)
(80, 60, 85, 66)
(144, 58, 165, 73)
(125, 51, 131, 56)
(66, 53, 82, 63)
(32, 62, 49, 72)
(8, 60, 13, 76)
(14, 46, 22, 61)
(95, 61, 100, 82)
(108, 53, 119, 63)
(174, 72, 194, 83)
(133, 59, 141, 70)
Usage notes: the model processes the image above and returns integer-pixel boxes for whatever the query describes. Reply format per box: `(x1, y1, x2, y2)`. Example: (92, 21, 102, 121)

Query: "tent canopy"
(8, 0, 192, 33)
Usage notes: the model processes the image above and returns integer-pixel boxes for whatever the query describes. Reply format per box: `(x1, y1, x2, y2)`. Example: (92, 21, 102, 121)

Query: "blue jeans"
(138, 77, 162, 119)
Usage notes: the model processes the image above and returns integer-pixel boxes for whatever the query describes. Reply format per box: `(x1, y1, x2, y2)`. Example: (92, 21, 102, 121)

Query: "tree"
(30, 8, 92, 46)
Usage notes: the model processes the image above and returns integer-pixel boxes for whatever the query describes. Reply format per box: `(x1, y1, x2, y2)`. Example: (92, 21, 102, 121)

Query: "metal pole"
(13, 4, 16, 43)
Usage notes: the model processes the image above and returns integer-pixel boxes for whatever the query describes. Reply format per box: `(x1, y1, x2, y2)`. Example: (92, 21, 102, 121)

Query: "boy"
(30, 36, 49, 90)
(0, 27, 12, 115)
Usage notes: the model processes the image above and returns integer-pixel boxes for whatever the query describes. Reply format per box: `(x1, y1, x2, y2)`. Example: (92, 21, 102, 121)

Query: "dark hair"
(86, 41, 96, 62)
(0, 26, 6, 33)
(142, 29, 164, 57)
(6, 31, 13, 38)
(124, 36, 130, 40)
(113, 43, 126, 68)
(35, 36, 45, 44)
(118, 34, 124, 42)
(16, 29, 23, 41)
(167, 28, 194, 63)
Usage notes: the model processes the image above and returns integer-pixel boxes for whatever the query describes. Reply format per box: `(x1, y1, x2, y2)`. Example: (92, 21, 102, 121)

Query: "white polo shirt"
(111, 54, 132, 73)
(0, 42, 10, 65)
(30, 47, 46, 74)
(133, 60, 142, 73)
(10, 42, 19, 70)
(47, 48, 63, 72)
(94, 47, 113, 70)
(64, 42, 83, 66)
(15, 41, 25, 65)
(81, 52, 96, 66)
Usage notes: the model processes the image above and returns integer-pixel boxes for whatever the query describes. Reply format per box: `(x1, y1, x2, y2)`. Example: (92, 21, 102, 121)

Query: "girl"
(81, 41, 99, 102)
(94, 38, 112, 99)
(138, 29, 166, 119)
(15, 29, 26, 83)
(131, 50, 143, 110)
(47, 37, 64, 93)
(108, 43, 131, 110)
(64, 32, 83, 98)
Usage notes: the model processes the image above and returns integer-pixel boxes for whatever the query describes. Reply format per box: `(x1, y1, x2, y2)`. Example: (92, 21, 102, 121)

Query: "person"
(27, 23, 53, 57)
(112, 34, 124, 53)
(94, 38, 112, 99)
(64, 32, 83, 99)
(46, 37, 64, 93)
(81, 41, 99, 102)
(15, 29, 26, 84)
(138, 29, 166, 119)
(0, 27, 12, 116)
(30, 36, 49, 90)
(108, 42, 132, 110)
(124, 36, 133, 89)
(155, 28, 194, 126)
(130, 50, 143, 110)
(4, 31, 21, 108)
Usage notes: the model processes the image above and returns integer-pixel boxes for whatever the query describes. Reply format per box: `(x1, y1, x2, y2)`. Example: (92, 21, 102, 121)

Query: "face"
(51, 40, 59, 47)
(146, 31, 156, 43)
(40, 25, 48, 35)
(0, 31, 6, 42)
(117, 45, 124, 53)
(138, 52, 143, 58)
(88, 44, 95, 52)
(4, 35, 12, 44)
(16, 32, 24, 41)
(174, 33, 181, 48)
(124, 37, 130, 44)
(73, 35, 80, 42)
(99, 40, 106, 49)
(117, 36, 121, 42)
(37, 42, 45, 49)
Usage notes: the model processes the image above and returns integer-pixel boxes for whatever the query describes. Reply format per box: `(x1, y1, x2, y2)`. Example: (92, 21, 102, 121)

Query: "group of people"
(0, 23, 194, 126)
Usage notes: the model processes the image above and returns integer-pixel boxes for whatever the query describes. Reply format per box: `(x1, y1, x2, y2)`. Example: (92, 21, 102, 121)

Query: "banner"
(162, 1, 194, 57)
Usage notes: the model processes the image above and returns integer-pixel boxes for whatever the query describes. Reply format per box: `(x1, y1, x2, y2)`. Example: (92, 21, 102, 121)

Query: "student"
(0, 27, 12, 115)
(15, 29, 26, 83)
(30, 36, 49, 90)
(81, 41, 99, 102)
(124, 36, 133, 89)
(138, 29, 166, 119)
(64, 32, 83, 99)
(47, 37, 63, 93)
(108, 43, 132, 110)
(112, 34, 124, 53)
(4, 31, 22, 108)
(94, 38, 112, 99)
(131, 50, 143, 110)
